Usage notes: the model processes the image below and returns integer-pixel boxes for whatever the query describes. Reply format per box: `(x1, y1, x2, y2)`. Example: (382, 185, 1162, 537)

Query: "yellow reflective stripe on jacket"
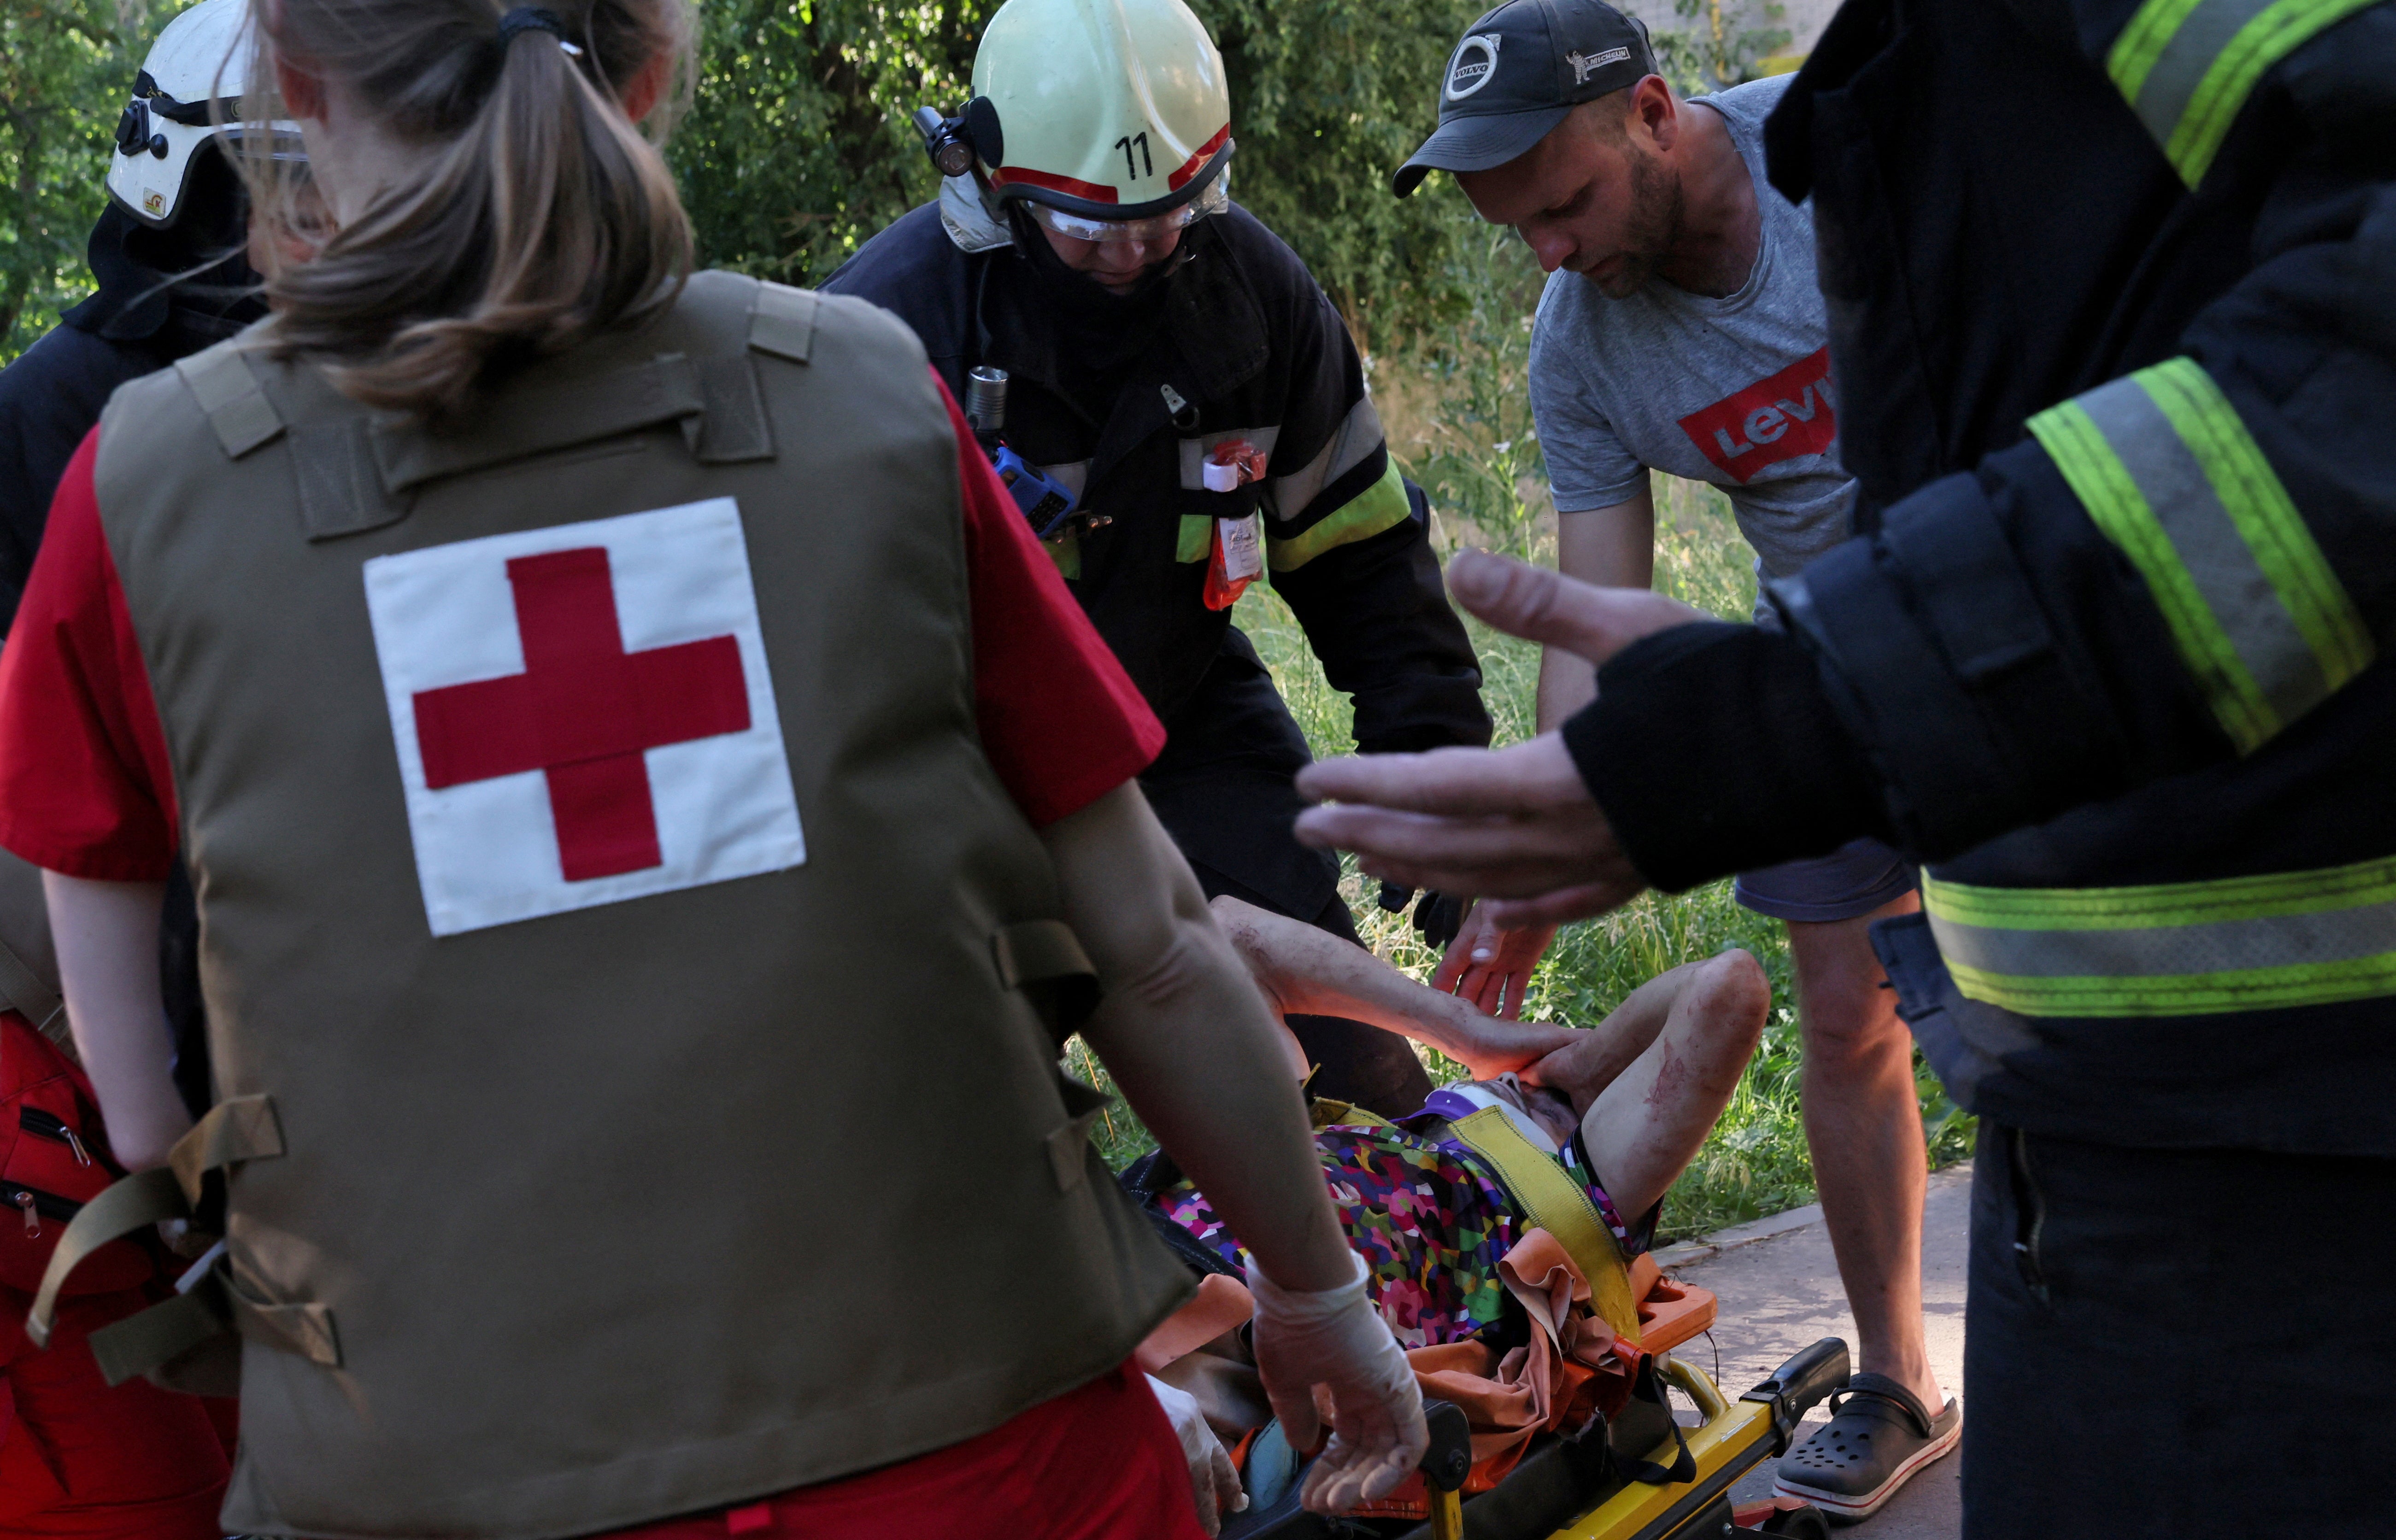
(2108, 0, 2386, 184)
(1922, 855, 2396, 1016)
(2026, 358, 2370, 753)
(1266, 460, 1410, 573)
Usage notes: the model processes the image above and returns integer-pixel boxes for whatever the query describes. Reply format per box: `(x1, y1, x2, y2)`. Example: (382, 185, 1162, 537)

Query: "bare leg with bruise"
(1525, 949, 1770, 1220)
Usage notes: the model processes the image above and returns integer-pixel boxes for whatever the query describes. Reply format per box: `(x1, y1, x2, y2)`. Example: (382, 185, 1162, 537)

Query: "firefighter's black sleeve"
(1258, 263, 1490, 755)
(1567, 8, 2396, 883)
(0, 326, 153, 635)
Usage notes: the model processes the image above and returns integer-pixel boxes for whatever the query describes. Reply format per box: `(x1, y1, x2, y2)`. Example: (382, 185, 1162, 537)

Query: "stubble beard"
(1586, 143, 1684, 299)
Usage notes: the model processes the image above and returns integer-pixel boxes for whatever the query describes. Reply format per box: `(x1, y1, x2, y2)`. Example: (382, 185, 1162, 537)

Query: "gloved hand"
(1248, 1251, 1427, 1515)
(1377, 882, 1468, 951)
(1147, 1373, 1247, 1535)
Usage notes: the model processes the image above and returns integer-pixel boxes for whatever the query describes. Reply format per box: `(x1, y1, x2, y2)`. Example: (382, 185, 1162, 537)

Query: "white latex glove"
(1147, 1373, 1247, 1535)
(1247, 1251, 1428, 1514)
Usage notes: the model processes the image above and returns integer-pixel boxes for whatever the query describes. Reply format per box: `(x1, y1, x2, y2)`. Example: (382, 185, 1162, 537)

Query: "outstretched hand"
(1295, 552, 1707, 929)
(1434, 903, 1556, 1019)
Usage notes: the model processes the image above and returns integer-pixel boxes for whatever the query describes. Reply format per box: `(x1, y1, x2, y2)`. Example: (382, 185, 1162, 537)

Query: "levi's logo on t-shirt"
(1677, 348, 1838, 484)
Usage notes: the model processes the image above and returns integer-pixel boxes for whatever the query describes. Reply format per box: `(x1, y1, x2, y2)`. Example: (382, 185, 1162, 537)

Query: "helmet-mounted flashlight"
(912, 97, 1004, 180)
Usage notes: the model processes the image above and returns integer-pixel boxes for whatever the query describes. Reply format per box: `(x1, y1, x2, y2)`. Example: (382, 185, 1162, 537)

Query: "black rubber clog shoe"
(1770, 1372, 1961, 1523)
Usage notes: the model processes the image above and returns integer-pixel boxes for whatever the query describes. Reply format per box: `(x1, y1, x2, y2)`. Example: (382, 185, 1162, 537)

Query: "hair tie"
(497, 7, 582, 56)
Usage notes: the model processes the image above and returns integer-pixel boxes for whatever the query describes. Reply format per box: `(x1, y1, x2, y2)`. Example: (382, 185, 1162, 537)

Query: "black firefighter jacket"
(1568, 0, 2396, 1151)
(822, 199, 1490, 758)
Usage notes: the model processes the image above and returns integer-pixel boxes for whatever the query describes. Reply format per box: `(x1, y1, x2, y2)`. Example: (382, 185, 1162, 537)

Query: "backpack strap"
(1447, 1105, 1644, 1344)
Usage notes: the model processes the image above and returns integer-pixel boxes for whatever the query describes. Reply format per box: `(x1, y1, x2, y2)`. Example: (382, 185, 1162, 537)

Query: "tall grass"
(1072, 222, 1973, 1241)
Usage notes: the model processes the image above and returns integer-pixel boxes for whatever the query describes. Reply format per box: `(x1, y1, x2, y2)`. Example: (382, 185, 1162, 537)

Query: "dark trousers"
(1964, 1123, 2396, 1539)
(1140, 644, 1432, 1118)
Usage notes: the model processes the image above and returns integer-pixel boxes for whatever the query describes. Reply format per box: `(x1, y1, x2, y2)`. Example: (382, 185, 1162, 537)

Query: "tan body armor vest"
(86, 272, 1189, 1538)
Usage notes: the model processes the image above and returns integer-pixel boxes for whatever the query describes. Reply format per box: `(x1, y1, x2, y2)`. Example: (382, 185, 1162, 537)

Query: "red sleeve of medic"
(0, 428, 182, 882)
(940, 372, 1166, 828)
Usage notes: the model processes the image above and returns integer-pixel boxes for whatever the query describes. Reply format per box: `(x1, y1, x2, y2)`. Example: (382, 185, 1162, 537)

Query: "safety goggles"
(1021, 176, 1229, 245)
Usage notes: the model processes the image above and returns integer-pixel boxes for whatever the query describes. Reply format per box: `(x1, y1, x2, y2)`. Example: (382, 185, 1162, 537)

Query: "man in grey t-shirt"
(1393, 0, 1957, 1520)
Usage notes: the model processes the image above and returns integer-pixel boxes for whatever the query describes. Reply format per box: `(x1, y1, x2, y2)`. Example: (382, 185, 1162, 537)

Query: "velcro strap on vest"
(174, 348, 285, 459)
(370, 354, 708, 493)
(293, 419, 412, 541)
(24, 1167, 189, 1349)
(88, 1278, 230, 1387)
(992, 920, 1103, 1037)
(746, 282, 818, 364)
(1046, 1073, 1114, 1193)
(1446, 1106, 1644, 1344)
(686, 356, 775, 464)
(25, 1095, 285, 1351)
(226, 1280, 342, 1368)
(992, 920, 1096, 990)
(169, 1094, 285, 1206)
(0, 934, 65, 1043)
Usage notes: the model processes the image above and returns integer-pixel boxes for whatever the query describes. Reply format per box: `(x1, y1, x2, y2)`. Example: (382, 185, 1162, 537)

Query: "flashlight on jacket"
(964, 367, 1082, 541)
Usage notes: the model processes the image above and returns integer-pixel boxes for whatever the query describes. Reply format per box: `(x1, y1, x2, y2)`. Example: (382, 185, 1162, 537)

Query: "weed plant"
(1071, 224, 1974, 1243)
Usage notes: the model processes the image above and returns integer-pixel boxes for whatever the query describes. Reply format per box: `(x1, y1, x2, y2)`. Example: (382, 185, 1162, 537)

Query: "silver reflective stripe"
(1922, 857, 2396, 1016)
(2123, 0, 2273, 157)
(2074, 375, 2331, 726)
(1266, 396, 1383, 522)
(1928, 899, 2396, 980)
(1175, 428, 1280, 492)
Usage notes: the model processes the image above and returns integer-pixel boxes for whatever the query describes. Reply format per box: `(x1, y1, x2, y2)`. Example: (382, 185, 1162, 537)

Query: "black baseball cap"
(1393, 0, 1657, 198)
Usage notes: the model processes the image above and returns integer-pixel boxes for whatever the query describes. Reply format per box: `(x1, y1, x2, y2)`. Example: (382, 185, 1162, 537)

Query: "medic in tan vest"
(0, 0, 1426, 1535)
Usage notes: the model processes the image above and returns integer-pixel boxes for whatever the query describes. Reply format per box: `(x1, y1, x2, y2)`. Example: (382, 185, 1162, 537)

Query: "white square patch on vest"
(362, 498, 805, 937)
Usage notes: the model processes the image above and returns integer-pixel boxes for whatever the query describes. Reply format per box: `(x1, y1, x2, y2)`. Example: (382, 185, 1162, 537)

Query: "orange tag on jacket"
(1204, 513, 1263, 609)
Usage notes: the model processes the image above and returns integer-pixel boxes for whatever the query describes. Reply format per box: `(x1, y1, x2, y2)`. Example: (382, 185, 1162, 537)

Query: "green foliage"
(1, 0, 169, 359)
(669, 0, 1493, 334)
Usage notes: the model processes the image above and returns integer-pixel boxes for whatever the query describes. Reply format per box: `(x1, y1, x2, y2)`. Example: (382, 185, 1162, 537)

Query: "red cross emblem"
(410, 547, 751, 882)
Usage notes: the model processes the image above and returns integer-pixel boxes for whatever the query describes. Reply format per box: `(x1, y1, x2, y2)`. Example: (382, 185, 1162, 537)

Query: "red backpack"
(0, 1012, 153, 1298)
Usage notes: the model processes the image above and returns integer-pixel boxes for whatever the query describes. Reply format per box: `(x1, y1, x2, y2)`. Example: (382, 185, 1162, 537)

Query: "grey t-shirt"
(1528, 74, 1854, 610)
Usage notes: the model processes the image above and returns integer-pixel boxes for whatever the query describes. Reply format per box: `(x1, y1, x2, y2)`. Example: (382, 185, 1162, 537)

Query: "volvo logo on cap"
(1445, 32, 1502, 100)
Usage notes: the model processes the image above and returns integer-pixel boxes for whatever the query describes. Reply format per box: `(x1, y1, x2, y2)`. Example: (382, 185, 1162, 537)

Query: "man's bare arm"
(1533, 487, 1656, 732)
(1209, 896, 1575, 1079)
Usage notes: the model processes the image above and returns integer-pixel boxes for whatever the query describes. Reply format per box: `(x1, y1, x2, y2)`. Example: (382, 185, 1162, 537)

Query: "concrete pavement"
(1664, 1162, 1973, 1537)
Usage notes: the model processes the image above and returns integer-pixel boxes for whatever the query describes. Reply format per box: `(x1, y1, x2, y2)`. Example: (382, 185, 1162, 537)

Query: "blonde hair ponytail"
(244, 0, 693, 423)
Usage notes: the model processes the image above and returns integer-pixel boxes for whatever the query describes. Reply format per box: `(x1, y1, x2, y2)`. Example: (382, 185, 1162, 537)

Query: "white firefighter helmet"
(969, 0, 1233, 225)
(105, 0, 298, 228)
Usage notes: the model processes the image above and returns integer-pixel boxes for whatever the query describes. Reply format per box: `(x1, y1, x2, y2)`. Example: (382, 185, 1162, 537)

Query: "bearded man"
(1384, 1, 1951, 1522)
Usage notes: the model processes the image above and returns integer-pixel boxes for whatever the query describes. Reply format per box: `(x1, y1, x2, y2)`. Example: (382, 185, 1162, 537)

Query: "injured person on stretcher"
(1128, 897, 1769, 1532)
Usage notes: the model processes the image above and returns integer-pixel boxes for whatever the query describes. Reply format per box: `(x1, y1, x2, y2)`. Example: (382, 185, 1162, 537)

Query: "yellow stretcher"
(1226, 1336, 1850, 1540)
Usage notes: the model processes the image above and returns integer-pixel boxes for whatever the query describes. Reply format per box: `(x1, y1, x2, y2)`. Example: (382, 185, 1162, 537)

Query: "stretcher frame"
(1236, 1341, 1850, 1540)
(1411, 1336, 1850, 1540)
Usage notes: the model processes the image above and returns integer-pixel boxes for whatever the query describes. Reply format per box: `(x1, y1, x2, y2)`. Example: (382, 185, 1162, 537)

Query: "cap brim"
(1391, 104, 1572, 198)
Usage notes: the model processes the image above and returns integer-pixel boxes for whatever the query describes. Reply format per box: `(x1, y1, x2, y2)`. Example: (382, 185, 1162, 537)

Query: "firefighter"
(0, 7, 288, 1530)
(1295, 0, 2396, 1534)
(0, 0, 1426, 1533)
(0, 0, 286, 634)
(821, 0, 1493, 1119)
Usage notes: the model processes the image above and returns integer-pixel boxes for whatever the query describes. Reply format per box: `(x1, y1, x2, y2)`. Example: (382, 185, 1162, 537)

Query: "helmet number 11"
(1113, 132, 1154, 180)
